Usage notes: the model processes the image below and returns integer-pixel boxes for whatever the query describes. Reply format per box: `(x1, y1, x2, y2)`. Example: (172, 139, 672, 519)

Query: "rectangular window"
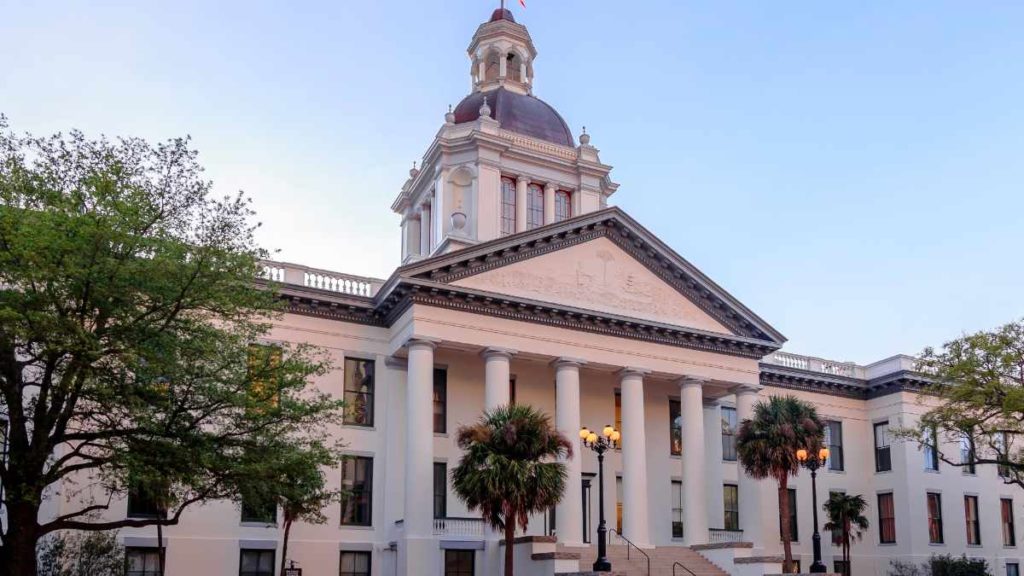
(343, 358, 375, 427)
(825, 421, 844, 471)
(433, 368, 447, 434)
(340, 551, 371, 576)
(127, 485, 166, 520)
(780, 488, 798, 542)
(925, 426, 940, 471)
(996, 432, 1011, 478)
(669, 399, 682, 456)
(721, 407, 737, 461)
(616, 477, 623, 534)
(671, 480, 683, 539)
(125, 548, 163, 576)
(878, 493, 896, 544)
(239, 549, 274, 576)
(241, 496, 276, 524)
(723, 484, 739, 531)
(526, 184, 544, 229)
(615, 391, 622, 435)
(1008, 564, 1020, 576)
(434, 462, 447, 519)
(961, 433, 976, 474)
(965, 495, 981, 545)
(927, 492, 944, 544)
(1002, 498, 1016, 547)
(340, 456, 373, 526)
(554, 190, 572, 222)
(874, 422, 892, 473)
(500, 178, 516, 236)
(445, 549, 475, 576)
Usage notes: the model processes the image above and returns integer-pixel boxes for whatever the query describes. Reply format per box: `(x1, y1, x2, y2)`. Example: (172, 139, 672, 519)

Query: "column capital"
(481, 347, 517, 361)
(516, 175, 530, 185)
(405, 337, 440, 351)
(552, 357, 586, 369)
(543, 182, 556, 193)
(617, 366, 650, 381)
(733, 383, 763, 396)
(678, 375, 707, 389)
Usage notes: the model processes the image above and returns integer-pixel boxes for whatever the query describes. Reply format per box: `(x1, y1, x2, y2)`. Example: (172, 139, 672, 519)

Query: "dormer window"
(527, 184, 544, 229)
(555, 190, 572, 222)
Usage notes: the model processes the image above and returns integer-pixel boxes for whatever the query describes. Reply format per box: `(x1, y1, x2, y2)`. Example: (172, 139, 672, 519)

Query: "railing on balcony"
(708, 528, 745, 544)
(764, 352, 863, 379)
(260, 260, 384, 298)
(433, 517, 484, 538)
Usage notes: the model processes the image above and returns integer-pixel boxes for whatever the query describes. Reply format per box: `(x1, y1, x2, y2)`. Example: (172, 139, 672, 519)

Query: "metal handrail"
(674, 561, 698, 576)
(609, 529, 650, 576)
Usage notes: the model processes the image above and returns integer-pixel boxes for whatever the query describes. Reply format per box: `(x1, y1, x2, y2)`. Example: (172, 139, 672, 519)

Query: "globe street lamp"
(796, 446, 831, 574)
(580, 424, 620, 572)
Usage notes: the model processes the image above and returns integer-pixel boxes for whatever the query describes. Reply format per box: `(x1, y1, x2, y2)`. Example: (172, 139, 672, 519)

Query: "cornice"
(759, 364, 935, 400)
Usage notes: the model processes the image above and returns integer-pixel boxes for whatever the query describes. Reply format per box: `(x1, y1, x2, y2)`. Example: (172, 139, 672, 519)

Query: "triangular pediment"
(395, 207, 785, 346)
(452, 236, 733, 334)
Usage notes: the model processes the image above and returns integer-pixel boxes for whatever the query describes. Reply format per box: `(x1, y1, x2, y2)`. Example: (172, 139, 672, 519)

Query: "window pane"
(434, 462, 447, 519)
(874, 423, 892, 472)
(340, 551, 371, 576)
(500, 178, 516, 236)
(669, 399, 682, 456)
(721, 407, 737, 461)
(878, 493, 896, 544)
(433, 368, 447, 434)
(927, 493, 943, 544)
(827, 421, 845, 471)
(1003, 499, 1016, 547)
(671, 480, 683, 538)
(723, 484, 739, 531)
(445, 549, 475, 576)
(239, 550, 274, 576)
(341, 457, 373, 526)
(343, 358, 375, 426)
(965, 495, 981, 545)
(126, 548, 163, 576)
(554, 191, 571, 222)
(527, 184, 543, 229)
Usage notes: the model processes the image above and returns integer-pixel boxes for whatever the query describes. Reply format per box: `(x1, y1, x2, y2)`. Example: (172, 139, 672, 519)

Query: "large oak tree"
(0, 118, 344, 575)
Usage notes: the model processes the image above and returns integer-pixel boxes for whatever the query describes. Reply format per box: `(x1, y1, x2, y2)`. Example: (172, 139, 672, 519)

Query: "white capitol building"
(60, 7, 1022, 576)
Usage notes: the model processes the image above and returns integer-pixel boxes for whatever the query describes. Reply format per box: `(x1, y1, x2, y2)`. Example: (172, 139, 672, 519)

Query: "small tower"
(468, 8, 536, 95)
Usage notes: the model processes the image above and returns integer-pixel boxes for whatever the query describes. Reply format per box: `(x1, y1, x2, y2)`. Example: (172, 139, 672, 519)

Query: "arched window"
(555, 190, 572, 222)
(527, 184, 544, 229)
(484, 50, 501, 82)
(507, 53, 522, 82)
(500, 178, 516, 236)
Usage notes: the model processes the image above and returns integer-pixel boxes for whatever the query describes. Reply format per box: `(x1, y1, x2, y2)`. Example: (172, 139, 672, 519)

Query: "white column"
(419, 203, 432, 256)
(405, 339, 436, 539)
(498, 51, 508, 78)
(554, 358, 584, 546)
(619, 368, 651, 546)
(515, 177, 528, 233)
(543, 183, 556, 225)
(482, 348, 514, 410)
(405, 215, 421, 258)
(680, 377, 708, 545)
(736, 384, 763, 549)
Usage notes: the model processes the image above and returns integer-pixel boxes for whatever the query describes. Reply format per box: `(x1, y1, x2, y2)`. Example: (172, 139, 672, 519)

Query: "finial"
(445, 104, 455, 125)
(579, 125, 591, 146)
(479, 96, 492, 118)
(409, 161, 419, 178)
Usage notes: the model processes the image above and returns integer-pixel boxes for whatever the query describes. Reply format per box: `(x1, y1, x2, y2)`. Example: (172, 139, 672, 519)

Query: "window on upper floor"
(825, 420, 844, 471)
(340, 456, 373, 526)
(925, 426, 940, 471)
(127, 484, 166, 520)
(434, 462, 447, 519)
(239, 549, 274, 576)
(340, 551, 371, 576)
(1002, 498, 1016, 547)
(500, 178, 516, 236)
(125, 547, 163, 576)
(343, 358, 375, 427)
(433, 368, 447, 434)
(965, 495, 981, 545)
(669, 399, 682, 456)
(723, 484, 739, 531)
(721, 407, 737, 461)
(874, 422, 892, 473)
(878, 492, 896, 544)
(927, 492, 944, 544)
(614, 391, 622, 436)
(246, 344, 282, 410)
(240, 495, 276, 524)
(526, 184, 543, 229)
(961, 432, 977, 474)
(995, 432, 1012, 478)
(554, 190, 572, 222)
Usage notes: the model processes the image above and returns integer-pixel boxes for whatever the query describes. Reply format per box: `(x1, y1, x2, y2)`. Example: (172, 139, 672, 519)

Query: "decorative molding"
(760, 364, 933, 400)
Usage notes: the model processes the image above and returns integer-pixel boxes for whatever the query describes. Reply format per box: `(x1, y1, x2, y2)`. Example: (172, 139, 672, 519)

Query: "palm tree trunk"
(504, 521, 516, 576)
(157, 522, 165, 575)
(843, 521, 851, 576)
(777, 478, 793, 574)
(280, 517, 292, 576)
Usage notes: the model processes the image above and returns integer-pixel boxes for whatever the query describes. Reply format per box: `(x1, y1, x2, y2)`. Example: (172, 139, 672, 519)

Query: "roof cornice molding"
(759, 363, 935, 400)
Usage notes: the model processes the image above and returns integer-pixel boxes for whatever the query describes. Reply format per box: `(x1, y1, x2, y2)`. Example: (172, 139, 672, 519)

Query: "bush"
(37, 531, 124, 576)
(889, 556, 991, 576)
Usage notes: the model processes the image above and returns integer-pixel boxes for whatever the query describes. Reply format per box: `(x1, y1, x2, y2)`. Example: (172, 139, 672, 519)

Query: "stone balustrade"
(432, 517, 484, 538)
(260, 260, 383, 298)
(708, 528, 745, 544)
(765, 351, 933, 379)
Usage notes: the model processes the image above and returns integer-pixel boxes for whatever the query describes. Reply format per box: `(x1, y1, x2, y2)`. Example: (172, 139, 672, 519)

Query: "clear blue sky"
(3, 1, 1022, 363)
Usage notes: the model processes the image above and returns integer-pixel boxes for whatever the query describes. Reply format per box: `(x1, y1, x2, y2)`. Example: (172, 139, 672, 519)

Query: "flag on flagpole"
(519, 0, 526, 7)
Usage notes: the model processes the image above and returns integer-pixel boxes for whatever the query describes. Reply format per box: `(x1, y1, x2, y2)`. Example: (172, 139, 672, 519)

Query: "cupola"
(468, 8, 537, 95)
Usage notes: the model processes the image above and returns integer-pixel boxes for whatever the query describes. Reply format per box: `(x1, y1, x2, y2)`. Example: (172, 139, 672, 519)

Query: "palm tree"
(452, 404, 572, 576)
(735, 395, 824, 574)
(823, 493, 869, 576)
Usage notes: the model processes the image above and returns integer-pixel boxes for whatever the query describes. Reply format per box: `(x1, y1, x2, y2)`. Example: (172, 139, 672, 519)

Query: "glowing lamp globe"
(587, 432, 598, 444)
(796, 448, 808, 461)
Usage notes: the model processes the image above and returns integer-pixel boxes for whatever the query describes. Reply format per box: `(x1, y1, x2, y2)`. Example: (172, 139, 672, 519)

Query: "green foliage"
(451, 404, 571, 576)
(889, 556, 992, 576)
(37, 531, 124, 576)
(0, 117, 344, 573)
(889, 559, 926, 576)
(823, 493, 869, 576)
(910, 320, 1024, 488)
(735, 395, 823, 574)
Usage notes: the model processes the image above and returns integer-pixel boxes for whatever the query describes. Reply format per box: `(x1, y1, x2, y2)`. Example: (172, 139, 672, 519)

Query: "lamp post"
(796, 446, 831, 574)
(580, 424, 620, 572)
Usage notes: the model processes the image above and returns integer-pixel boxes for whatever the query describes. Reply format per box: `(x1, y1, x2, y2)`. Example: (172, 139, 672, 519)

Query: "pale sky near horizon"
(2, 1, 1022, 364)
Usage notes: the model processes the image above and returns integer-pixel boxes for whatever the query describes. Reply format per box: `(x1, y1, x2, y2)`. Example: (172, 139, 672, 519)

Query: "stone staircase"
(557, 543, 730, 576)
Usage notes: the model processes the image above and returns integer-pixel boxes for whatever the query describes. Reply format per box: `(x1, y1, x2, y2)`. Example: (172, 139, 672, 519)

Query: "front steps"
(557, 543, 730, 576)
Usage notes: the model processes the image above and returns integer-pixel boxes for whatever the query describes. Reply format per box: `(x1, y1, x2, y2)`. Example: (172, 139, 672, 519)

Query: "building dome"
(453, 87, 574, 147)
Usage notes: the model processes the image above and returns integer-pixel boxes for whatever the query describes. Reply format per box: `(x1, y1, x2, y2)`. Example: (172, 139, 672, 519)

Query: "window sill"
(339, 524, 375, 531)
(827, 469, 846, 475)
(928, 543, 946, 547)
(924, 469, 940, 474)
(341, 424, 376, 431)
(879, 542, 897, 547)
(967, 544, 983, 548)
(434, 432, 448, 438)
(240, 522, 277, 528)
(875, 470, 893, 475)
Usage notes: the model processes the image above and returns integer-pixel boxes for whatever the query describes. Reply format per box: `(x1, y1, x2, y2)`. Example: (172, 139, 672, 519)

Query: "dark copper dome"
(453, 88, 574, 147)
(489, 8, 515, 23)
